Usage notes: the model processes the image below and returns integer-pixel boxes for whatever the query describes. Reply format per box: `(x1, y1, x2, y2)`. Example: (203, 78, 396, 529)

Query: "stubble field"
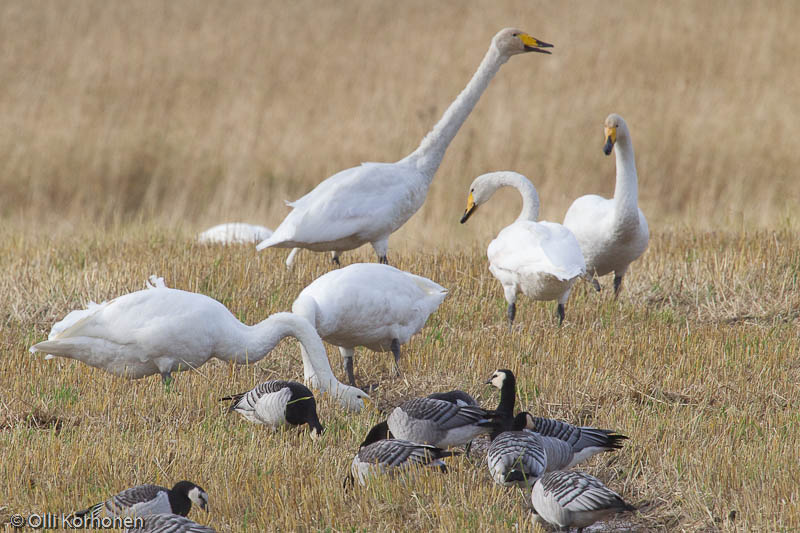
(1, 1, 799, 532)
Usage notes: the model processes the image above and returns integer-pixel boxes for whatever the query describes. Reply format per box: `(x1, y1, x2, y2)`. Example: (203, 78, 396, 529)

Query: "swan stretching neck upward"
(460, 171, 585, 325)
(29, 279, 367, 411)
(257, 28, 553, 266)
(292, 263, 447, 388)
(563, 114, 649, 296)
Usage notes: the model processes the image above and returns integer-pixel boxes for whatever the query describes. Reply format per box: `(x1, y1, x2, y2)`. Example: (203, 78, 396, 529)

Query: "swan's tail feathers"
(29, 338, 90, 359)
(256, 235, 280, 251)
(146, 276, 168, 289)
(286, 248, 301, 269)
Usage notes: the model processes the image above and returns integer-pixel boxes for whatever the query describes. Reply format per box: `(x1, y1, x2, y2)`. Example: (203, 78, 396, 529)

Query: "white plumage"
(563, 114, 649, 296)
(461, 171, 585, 325)
(257, 28, 553, 266)
(292, 263, 447, 386)
(531, 470, 635, 532)
(29, 277, 367, 411)
(196, 223, 273, 245)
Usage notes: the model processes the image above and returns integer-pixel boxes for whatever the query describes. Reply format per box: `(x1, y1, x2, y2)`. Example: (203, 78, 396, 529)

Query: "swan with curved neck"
(563, 114, 649, 296)
(461, 171, 585, 325)
(257, 28, 553, 266)
(29, 280, 368, 411)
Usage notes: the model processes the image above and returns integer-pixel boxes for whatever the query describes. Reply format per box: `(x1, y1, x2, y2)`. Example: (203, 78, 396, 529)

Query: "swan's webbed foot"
(613, 275, 623, 297)
(591, 278, 602, 292)
(331, 252, 340, 266)
(390, 338, 402, 376)
(556, 303, 565, 325)
(507, 302, 516, 328)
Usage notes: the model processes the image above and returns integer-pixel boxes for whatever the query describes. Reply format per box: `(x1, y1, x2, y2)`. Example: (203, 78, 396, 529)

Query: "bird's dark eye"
(512, 33, 518, 37)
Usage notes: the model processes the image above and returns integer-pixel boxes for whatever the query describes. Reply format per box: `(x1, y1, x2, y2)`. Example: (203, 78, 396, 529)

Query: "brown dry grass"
(2, 229, 799, 531)
(2, 0, 799, 242)
(2, 1, 800, 532)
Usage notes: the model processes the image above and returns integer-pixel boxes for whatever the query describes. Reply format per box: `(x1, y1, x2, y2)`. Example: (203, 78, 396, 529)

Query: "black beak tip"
(525, 45, 552, 54)
(603, 142, 614, 156)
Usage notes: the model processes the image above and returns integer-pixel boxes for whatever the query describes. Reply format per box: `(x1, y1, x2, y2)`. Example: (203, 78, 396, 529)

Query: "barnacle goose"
(126, 513, 216, 533)
(426, 390, 478, 407)
(74, 481, 207, 519)
(347, 421, 459, 486)
(487, 369, 627, 462)
(220, 380, 324, 438)
(387, 397, 501, 448)
(531, 470, 635, 532)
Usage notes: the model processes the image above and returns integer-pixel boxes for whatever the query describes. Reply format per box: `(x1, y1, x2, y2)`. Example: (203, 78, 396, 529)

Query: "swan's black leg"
(344, 356, 357, 387)
(613, 274, 623, 297)
(592, 278, 602, 292)
(390, 338, 402, 376)
(331, 252, 340, 265)
(557, 304, 565, 325)
(379, 255, 389, 265)
(507, 302, 516, 328)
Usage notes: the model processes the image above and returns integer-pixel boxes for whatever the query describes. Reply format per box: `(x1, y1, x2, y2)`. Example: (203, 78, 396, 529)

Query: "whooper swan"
(291, 263, 447, 387)
(257, 28, 553, 266)
(460, 171, 585, 325)
(29, 278, 368, 411)
(196, 223, 273, 245)
(563, 114, 649, 296)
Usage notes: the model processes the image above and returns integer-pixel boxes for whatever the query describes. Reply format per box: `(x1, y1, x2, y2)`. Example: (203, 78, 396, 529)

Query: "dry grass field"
(2, 1, 799, 532)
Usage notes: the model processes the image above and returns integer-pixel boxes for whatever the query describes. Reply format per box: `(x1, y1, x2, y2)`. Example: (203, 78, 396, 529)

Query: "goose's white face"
(189, 487, 208, 511)
(488, 370, 508, 390)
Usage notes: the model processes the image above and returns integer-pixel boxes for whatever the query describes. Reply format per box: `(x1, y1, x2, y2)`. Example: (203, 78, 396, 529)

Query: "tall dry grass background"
(2, 1, 800, 532)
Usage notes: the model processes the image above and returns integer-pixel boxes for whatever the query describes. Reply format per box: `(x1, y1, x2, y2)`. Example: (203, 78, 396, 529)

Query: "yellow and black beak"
(460, 192, 477, 224)
(603, 126, 617, 155)
(520, 33, 553, 54)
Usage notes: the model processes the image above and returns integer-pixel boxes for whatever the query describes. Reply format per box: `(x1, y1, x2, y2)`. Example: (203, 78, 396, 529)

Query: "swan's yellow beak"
(460, 192, 477, 224)
(519, 33, 553, 54)
(603, 126, 617, 155)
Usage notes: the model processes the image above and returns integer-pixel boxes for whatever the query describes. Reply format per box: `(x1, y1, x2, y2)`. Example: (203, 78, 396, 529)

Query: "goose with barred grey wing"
(221, 380, 324, 439)
(73, 481, 207, 520)
(126, 513, 215, 533)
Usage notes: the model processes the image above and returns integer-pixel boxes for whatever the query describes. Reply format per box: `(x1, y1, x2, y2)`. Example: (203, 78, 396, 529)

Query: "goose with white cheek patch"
(346, 421, 459, 487)
(125, 513, 215, 533)
(29, 277, 367, 412)
(461, 171, 585, 325)
(487, 369, 628, 467)
(387, 397, 501, 449)
(73, 481, 208, 520)
(292, 263, 447, 388)
(531, 470, 635, 532)
(220, 380, 326, 439)
(563, 114, 649, 297)
(257, 28, 553, 267)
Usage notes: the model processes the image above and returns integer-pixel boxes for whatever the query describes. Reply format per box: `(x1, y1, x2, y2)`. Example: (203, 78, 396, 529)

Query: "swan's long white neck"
(402, 44, 507, 179)
(480, 171, 540, 223)
(222, 313, 340, 387)
(612, 129, 640, 231)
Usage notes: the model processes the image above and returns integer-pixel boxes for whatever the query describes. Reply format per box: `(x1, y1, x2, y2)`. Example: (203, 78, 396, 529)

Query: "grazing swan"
(461, 171, 585, 325)
(292, 263, 447, 387)
(257, 28, 553, 265)
(196, 223, 273, 245)
(347, 421, 458, 487)
(220, 380, 324, 439)
(126, 513, 216, 533)
(387, 397, 500, 449)
(30, 278, 367, 411)
(74, 481, 207, 519)
(563, 114, 649, 296)
(531, 470, 635, 532)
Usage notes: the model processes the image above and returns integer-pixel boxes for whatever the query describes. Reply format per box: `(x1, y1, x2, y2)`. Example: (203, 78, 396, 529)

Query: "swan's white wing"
(257, 162, 427, 250)
(488, 221, 585, 281)
(562, 194, 613, 232)
(197, 223, 272, 244)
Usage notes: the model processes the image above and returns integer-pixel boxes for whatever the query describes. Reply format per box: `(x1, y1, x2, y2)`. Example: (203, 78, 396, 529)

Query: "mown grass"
(2, 228, 798, 531)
